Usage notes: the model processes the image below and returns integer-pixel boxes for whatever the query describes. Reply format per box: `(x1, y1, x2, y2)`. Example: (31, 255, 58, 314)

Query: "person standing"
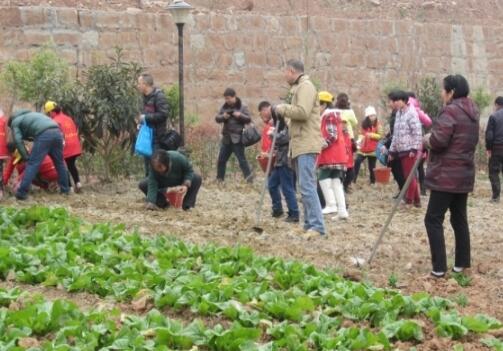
(423, 74, 479, 278)
(353, 106, 382, 185)
(0, 109, 8, 200)
(137, 73, 170, 176)
(215, 88, 253, 183)
(8, 109, 69, 200)
(317, 92, 349, 219)
(275, 59, 325, 237)
(388, 91, 422, 207)
(258, 101, 299, 222)
(486, 96, 503, 203)
(44, 101, 83, 193)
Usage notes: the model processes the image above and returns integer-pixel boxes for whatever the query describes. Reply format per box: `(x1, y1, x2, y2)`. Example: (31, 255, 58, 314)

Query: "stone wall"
(1, 1, 502, 120)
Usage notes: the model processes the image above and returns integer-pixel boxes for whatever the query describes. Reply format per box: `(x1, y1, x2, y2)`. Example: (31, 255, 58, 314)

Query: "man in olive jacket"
(275, 59, 325, 236)
(9, 109, 69, 200)
(215, 88, 253, 182)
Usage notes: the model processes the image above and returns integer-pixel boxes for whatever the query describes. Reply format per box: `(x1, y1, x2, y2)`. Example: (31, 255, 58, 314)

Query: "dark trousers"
(138, 173, 202, 210)
(343, 168, 354, 190)
(424, 191, 471, 272)
(268, 166, 299, 218)
(16, 129, 69, 198)
(65, 156, 80, 185)
(489, 153, 503, 199)
(216, 142, 251, 181)
(390, 158, 405, 190)
(418, 158, 426, 195)
(353, 154, 377, 184)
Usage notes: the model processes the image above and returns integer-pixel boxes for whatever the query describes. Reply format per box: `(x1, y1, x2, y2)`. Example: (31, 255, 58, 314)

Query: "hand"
(145, 202, 158, 211)
(487, 150, 492, 158)
(232, 111, 241, 118)
(408, 151, 416, 158)
(223, 112, 230, 120)
(380, 145, 388, 154)
(388, 154, 394, 162)
(267, 127, 275, 136)
(321, 140, 329, 150)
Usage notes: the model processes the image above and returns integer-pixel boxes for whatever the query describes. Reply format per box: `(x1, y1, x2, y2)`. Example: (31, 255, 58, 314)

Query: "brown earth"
(2, 172, 503, 349)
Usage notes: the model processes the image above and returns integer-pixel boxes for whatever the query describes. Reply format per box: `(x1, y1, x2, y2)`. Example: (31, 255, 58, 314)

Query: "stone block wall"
(0, 1, 502, 121)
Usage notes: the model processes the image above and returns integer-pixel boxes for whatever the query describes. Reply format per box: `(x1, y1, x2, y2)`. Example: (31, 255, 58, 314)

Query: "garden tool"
(253, 119, 280, 234)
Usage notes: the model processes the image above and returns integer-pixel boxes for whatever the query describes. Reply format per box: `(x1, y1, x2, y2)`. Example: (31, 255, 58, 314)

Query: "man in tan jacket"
(275, 59, 325, 237)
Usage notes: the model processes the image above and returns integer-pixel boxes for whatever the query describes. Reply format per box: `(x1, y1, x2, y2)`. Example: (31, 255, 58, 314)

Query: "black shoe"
(284, 216, 299, 223)
(271, 209, 284, 218)
(491, 197, 500, 203)
(420, 189, 427, 196)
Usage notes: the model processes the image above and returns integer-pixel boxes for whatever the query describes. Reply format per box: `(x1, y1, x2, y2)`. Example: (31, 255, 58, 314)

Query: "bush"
(472, 87, 491, 113)
(163, 84, 180, 127)
(416, 77, 443, 119)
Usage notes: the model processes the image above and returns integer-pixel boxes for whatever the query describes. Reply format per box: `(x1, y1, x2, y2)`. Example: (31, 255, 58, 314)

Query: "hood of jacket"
(450, 97, 479, 122)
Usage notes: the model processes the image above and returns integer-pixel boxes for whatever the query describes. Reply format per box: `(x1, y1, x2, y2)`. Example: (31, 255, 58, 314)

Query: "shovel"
(253, 120, 280, 233)
(354, 152, 423, 267)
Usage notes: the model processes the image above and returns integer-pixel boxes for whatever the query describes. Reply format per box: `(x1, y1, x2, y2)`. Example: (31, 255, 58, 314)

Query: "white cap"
(364, 106, 377, 117)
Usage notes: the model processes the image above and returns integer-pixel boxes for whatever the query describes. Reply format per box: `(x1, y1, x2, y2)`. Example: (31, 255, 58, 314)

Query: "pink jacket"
(408, 97, 432, 128)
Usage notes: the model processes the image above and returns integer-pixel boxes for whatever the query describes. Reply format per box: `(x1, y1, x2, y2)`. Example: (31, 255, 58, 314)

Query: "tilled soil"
(2, 174, 503, 348)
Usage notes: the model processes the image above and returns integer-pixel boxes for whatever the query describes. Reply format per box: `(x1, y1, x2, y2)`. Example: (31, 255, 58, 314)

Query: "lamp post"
(167, 0, 193, 146)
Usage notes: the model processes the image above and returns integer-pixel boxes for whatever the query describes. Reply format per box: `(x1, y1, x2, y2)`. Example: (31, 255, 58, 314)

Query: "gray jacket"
(215, 98, 251, 144)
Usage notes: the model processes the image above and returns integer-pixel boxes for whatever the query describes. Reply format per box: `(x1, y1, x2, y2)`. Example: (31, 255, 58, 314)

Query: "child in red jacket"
(0, 111, 9, 199)
(45, 101, 83, 192)
(318, 92, 349, 219)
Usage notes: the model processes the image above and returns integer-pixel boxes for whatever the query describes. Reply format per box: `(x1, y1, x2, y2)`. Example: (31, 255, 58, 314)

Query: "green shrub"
(416, 77, 443, 119)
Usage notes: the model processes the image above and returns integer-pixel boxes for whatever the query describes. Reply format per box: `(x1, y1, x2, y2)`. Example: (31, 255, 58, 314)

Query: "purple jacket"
(425, 97, 480, 193)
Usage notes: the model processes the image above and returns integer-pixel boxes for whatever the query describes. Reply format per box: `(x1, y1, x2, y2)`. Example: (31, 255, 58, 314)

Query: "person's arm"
(146, 168, 159, 205)
(407, 111, 423, 152)
(234, 104, 251, 124)
(215, 106, 227, 124)
(180, 155, 194, 187)
(368, 123, 383, 140)
(275, 83, 316, 121)
(145, 91, 169, 126)
(11, 124, 29, 160)
(274, 127, 290, 146)
(3, 157, 14, 186)
(427, 109, 455, 151)
(486, 115, 495, 151)
(417, 109, 432, 128)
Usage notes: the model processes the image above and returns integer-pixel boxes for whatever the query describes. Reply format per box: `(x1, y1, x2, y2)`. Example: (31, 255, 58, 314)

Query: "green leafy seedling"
(454, 294, 469, 308)
(388, 273, 398, 289)
(452, 273, 472, 287)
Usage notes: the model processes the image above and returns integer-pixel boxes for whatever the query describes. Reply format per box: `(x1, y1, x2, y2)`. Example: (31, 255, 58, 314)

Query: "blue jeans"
(216, 142, 252, 181)
(16, 128, 69, 198)
(296, 154, 325, 234)
(268, 166, 299, 218)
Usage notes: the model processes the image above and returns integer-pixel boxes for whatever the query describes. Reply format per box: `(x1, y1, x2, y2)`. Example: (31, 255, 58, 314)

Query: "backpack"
(159, 129, 182, 151)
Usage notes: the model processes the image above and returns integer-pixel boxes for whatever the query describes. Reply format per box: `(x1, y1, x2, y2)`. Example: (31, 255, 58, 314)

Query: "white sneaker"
(322, 206, 338, 215)
(338, 211, 349, 220)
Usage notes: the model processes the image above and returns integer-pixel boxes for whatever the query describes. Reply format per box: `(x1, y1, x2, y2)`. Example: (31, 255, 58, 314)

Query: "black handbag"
(159, 129, 182, 151)
(241, 123, 261, 147)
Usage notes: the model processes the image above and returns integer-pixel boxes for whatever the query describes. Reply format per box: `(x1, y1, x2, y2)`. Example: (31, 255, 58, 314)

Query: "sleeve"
(276, 83, 316, 121)
(417, 109, 432, 128)
(215, 106, 226, 124)
(146, 168, 159, 204)
(237, 104, 251, 124)
(274, 127, 290, 147)
(12, 123, 29, 160)
(485, 115, 495, 151)
(349, 111, 358, 135)
(369, 123, 383, 140)
(389, 119, 398, 153)
(429, 110, 455, 151)
(145, 91, 169, 126)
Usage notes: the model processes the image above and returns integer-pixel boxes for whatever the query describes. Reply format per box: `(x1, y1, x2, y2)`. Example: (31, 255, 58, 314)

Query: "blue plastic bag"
(135, 122, 153, 157)
(375, 139, 388, 166)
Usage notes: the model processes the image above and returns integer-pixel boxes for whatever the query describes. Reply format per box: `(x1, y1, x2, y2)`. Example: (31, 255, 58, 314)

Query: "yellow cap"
(44, 101, 58, 114)
(318, 91, 334, 104)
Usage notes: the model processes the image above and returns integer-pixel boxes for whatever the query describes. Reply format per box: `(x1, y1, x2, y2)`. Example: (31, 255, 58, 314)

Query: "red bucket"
(256, 154, 276, 173)
(164, 188, 187, 209)
(374, 167, 391, 184)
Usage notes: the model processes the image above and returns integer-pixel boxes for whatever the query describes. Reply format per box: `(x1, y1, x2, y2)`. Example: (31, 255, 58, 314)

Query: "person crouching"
(139, 149, 202, 211)
(318, 92, 349, 219)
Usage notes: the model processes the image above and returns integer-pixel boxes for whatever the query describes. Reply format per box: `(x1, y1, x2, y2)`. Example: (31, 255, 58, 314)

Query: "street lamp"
(167, 0, 193, 146)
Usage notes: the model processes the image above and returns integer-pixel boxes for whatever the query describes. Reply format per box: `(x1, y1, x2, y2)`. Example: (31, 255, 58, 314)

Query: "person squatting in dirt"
(139, 149, 202, 211)
(274, 59, 326, 238)
(44, 101, 83, 193)
(317, 91, 349, 220)
(8, 109, 70, 200)
(485, 96, 503, 203)
(423, 74, 480, 278)
(215, 88, 254, 183)
(258, 101, 300, 223)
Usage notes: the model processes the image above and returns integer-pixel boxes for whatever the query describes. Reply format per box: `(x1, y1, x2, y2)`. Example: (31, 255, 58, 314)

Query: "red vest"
(0, 116, 8, 158)
(260, 120, 273, 153)
(317, 110, 348, 167)
(52, 112, 82, 158)
(3, 156, 57, 189)
(344, 132, 354, 168)
(360, 123, 381, 154)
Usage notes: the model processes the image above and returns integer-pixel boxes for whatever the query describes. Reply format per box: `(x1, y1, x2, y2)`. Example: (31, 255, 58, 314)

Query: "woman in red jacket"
(318, 92, 349, 219)
(353, 106, 383, 185)
(0, 111, 9, 199)
(3, 150, 58, 192)
(45, 101, 83, 193)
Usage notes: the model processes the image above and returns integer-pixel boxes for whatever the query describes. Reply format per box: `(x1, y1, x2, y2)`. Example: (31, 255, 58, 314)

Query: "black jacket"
(486, 108, 503, 153)
(215, 98, 251, 144)
(143, 88, 169, 144)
